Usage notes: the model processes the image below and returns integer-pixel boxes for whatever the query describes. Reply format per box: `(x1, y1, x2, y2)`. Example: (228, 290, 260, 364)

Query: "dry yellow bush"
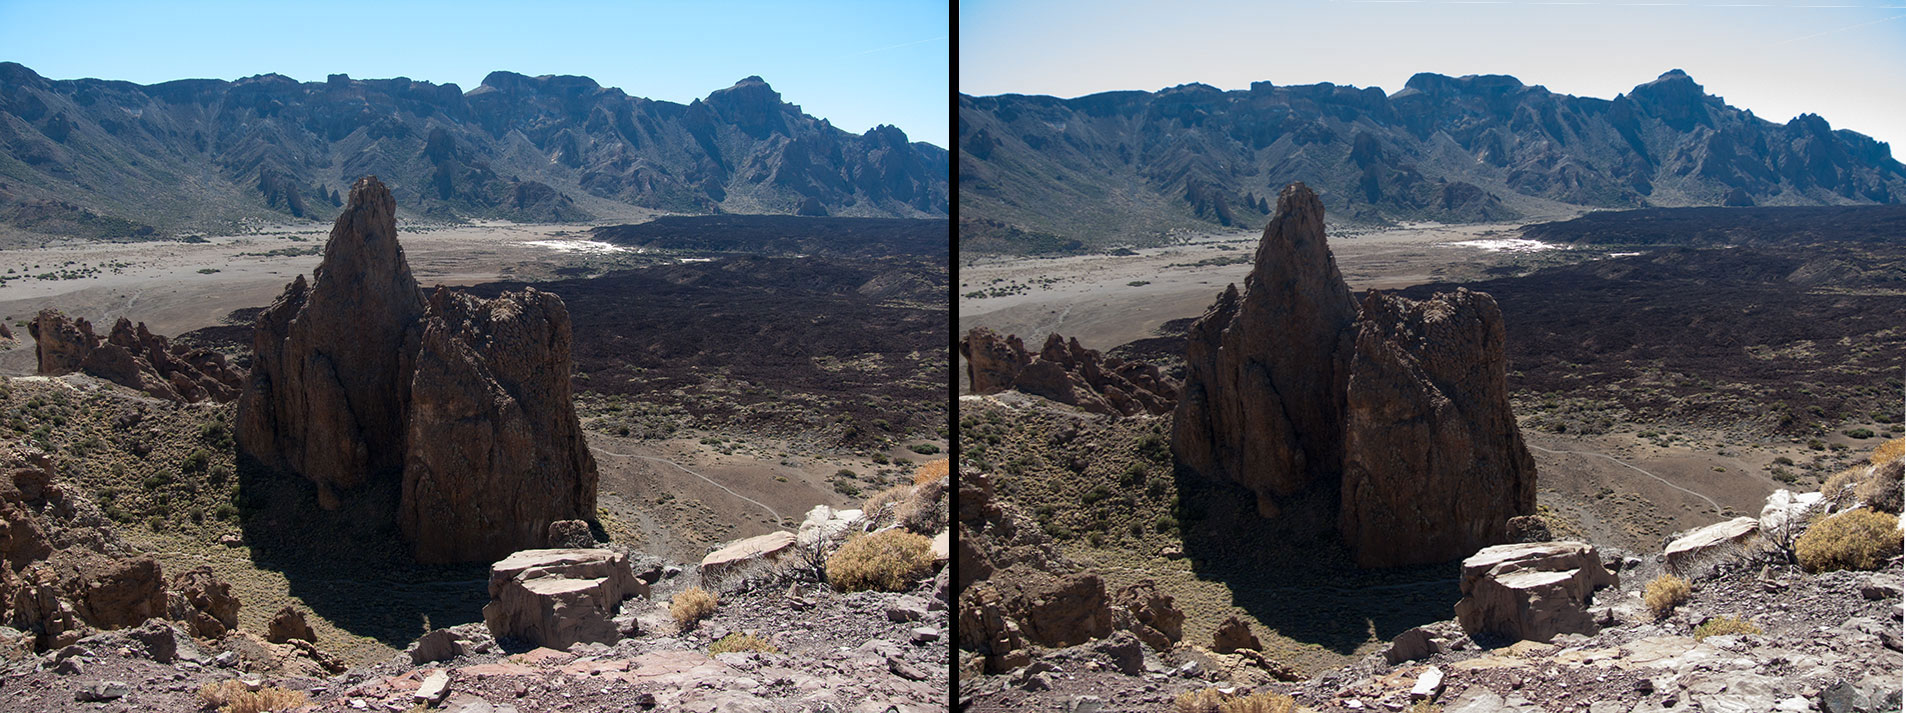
(895, 476, 948, 534)
(1856, 459, 1903, 514)
(708, 631, 780, 654)
(1644, 573, 1691, 617)
(861, 484, 911, 520)
(1175, 689, 1226, 713)
(914, 458, 949, 485)
(670, 586, 718, 628)
(826, 529, 934, 592)
(1693, 615, 1762, 640)
(1219, 691, 1301, 713)
(196, 680, 309, 713)
(1872, 438, 1903, 467)
(1796, 508, 1902, 572)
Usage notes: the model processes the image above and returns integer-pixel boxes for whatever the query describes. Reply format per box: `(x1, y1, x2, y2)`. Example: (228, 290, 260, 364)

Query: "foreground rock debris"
(481, 549, 648, 650)
(961, 328, 1178, 416)
(236, 176, 598, 563)
(1173, 182, 1536, 567)
(27, 311, 244, 403)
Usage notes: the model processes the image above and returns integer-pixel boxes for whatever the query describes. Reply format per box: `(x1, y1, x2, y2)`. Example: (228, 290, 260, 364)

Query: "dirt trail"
(590, 447, 785, 523)
(1526, 442, 1728, 518)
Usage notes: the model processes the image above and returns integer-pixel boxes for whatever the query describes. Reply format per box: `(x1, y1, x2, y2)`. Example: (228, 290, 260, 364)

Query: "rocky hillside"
(0, 63, 949, 237)
(960, 69, 1906, 250)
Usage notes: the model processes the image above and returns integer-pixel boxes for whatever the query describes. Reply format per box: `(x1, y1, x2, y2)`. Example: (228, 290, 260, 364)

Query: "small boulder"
(409, 628, 469, 665)
(1454, 542, 1618, 643)
(796, 506, 863, 548)
(1386, 626, 1445, 665)
(1663, 517, 1759, 571)
(1860, 574, 1902, 601)
(1212, 616, 1261, 653)
(699, 531, 797, 580)
(168, 566, 241, 639)
(74, 681, 128, 702)
(885, 596, 929, 623)
(267, 605, 317, 643)
(546, 520, 595, 549)
(1410, 666, 1446, 701)
(414, 669, 450, 704)
(1092, 630, 1144, 675)
(482, 549, 646, 650)
(126, 618, 181, 663)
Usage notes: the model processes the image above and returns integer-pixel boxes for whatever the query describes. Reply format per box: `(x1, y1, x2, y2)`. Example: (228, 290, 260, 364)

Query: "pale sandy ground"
(0, 222, 643, 374)
(956, 221, 1559, 353)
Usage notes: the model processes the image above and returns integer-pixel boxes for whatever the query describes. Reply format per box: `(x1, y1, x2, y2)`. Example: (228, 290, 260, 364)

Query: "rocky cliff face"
(237, 176, 425, 507)
(960, 328, 1177, 416)
(236, 176, 598, 562)
(27, 311, 244, 403)
(401, 288, 598, 563)
(960, 70, 1906, 249)
(0, 62, 947, 237)
(1172, 182, 1535, 566)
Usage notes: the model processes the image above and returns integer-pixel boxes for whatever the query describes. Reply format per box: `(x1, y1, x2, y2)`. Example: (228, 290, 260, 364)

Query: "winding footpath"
(590, 447, 785, 524)
(1525, 442, 1728, 517)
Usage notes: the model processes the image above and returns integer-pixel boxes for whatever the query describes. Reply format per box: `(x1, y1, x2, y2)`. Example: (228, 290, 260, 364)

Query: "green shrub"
(1846, 428, 1876, 439)
(907, 443, 940, 455)
(1796, 509, 1902, 572)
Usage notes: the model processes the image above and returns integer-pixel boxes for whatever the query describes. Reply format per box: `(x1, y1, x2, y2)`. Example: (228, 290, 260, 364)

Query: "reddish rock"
(482, 549, 647, 650)
(960, 328, 1176, 416)
(267, 605, 317, 643)
(167, 566, 240, 639)
(400, 287, 599, 564)
(238, 175, 426, 505)
(1340, 289, 1537, 567)
(67, 555, 166, 630)
(238, 176, 599, 562)
(1113, 580, 1185, 652)
(1171, 182, 1535, 565)
(26, 311, 242, 403)
(1213, 615, 1262, 653)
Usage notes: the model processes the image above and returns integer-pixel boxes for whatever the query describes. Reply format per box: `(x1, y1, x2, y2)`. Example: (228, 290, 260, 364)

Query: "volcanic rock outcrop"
(961, 329, 1177, 416)
(27, 311, 244, 403)
(236, 176, 598, 563)
(1173, 182, 1536, 567)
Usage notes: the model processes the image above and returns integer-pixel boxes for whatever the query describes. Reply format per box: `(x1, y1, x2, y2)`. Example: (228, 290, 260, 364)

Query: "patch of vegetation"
(907, 443, 940, 455)
(708, 631, 780, 655)
(196, 680, 309, 713)
(1845, 427, 1876, 439)
(1795, 509, 1902, 573)
(670, 587, 718, 629)
(826, 530, 934, 592)
(1174, 689, 1301, 713)
(1644, 573, 1691, 618)
(1693, 615, 1762, 640)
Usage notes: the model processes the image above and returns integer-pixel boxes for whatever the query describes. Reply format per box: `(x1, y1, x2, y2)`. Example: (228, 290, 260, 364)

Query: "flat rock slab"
(1664, 517, 1760, 570)
(701, 531, 798, 578)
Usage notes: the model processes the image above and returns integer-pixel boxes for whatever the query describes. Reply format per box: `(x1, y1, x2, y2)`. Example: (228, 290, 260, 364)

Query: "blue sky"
(961, 0, 1906, 153)
(0, 0, 949, 148)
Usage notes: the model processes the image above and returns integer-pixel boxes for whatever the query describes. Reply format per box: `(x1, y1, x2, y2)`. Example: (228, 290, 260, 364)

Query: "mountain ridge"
(959, 69, 1905, 250)
(0, 62, 948, 236)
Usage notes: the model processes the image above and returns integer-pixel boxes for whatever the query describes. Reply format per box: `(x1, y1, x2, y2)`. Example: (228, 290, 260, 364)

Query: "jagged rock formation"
(960, 328, 1178, 416)
(1173, 183, 1536, 566)
(481, 549, 647, 650)
(961, 69, 1906, 249)
(401, 287, 598, 563)
(237, 176, 599, 562)
(27, 311, 244, 403)
(0, 62, 947, 237)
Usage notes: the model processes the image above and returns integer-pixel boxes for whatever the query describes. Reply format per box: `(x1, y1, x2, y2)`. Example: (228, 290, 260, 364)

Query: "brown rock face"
(482, 549, 647, 650)
(960, 328, 1177, 416)
(238, 176, 425, 503)
(267, 605, 317, 643)
(1173, 184, 1358, 513)
(1212, 615, 1263, 653)
(1453, 542, 1618, 643)
(26, 311, 244, 403)
(401, 287, 598, 564)
(237, 176, 599, 562)
(1172, 182, 1536, 566)
(168, 566, 240, 639)
(1340, 289, 1537, 566)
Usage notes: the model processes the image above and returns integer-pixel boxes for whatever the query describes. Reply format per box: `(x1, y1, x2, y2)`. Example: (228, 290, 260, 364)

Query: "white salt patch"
(1610, 252, 1642, 257)
(521, 240, 629, 254)
(679, 257, 715, 263)
(1444, 238, 1559, 253)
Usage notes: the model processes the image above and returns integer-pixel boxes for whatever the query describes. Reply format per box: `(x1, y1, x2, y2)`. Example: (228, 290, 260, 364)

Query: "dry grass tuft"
(1693, 615, 1762, 640)
(708, 631, 780, 654)
(826, 529, 935, 592)
(196, 680, 309, 713)
(861, 484, 911, 520)
(1173, 689, 1301, 713)
(1644, 573, 1692, 618)
(670, 586, 718, 629)
(1795, 508, 1902, 572)
(914, 458, 949, 485)
(1872, 438, 1903, 467)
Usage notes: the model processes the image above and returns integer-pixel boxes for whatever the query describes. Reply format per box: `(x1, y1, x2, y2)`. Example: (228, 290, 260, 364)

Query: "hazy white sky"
(960, 0, 1906, 153)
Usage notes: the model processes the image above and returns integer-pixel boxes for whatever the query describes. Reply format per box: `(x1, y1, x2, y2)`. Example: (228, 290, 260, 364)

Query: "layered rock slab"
(1171, 182, 1536, 566)
(482, 549, 647, 650)
(1454, 542, 1618, 643)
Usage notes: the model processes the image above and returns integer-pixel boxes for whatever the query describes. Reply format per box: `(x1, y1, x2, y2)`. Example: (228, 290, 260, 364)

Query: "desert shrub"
(1173, 689, 1299, 713)
(1795, 509, 1902, 572)
(907, 443, 940, 455)
(861, 484, 911, 520)
(670, 587, 718, 628)
(1175, 689, 1226, 713)
(894, 476, 947, 534)
(1874, 438, 1904, 466)
(1856, 459, 1903, 514)
(826, 530, 934, 592)
(913, 458, 948, 485)
(1644, 573, 1691, 618)
(1693, 615, 1762, 640)
(709, 631, 780, 655)
(1409, 702, 1443, 713)
(196, 680, 309, 713)
(1846, 427, 1876, 439)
